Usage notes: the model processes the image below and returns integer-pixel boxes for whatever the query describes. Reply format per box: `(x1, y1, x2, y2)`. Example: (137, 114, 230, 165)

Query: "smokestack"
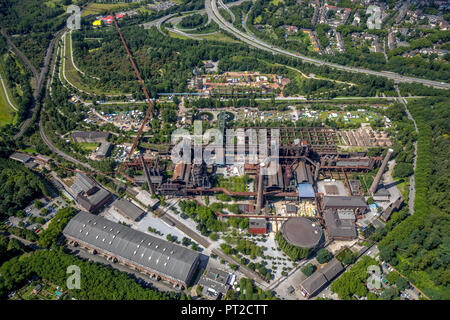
(369, 148, 393, 196)
(255, 165, 264, 213)
(140, 154, 155, 195)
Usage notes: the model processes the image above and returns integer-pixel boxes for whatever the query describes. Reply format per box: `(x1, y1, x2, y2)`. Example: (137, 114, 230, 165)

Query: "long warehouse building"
(63, 211, 200, 289)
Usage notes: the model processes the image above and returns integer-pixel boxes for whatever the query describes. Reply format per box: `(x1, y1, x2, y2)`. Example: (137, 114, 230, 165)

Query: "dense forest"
(0, 159, 50, 218)
(69, 17, 396, 99)
(0, 35, 33, 125)
(377, 97, 449, 300)
(0, 0, 68, 69)
(0, 249, 187, 300)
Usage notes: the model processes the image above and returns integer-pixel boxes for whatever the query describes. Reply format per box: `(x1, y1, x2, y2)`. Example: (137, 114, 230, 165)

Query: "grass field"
(168, 31, 192, 40)
(81, 2, 137, 17)
(0, 72, 17, 127)
(199, 32, 240, 44)
(76, 142, 99, 151)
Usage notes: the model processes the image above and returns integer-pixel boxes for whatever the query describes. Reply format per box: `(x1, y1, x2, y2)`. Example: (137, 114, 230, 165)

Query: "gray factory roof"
(324, 209, 357, 239)
(72, 172, 97, 195)
(10, 152, 31, 163)
(321, 258, 344, 281)
(96, 142, 112, 157)
(300, 272, 328, 296)
(71, 131, 110, 141)
(198, 268, 230, 296)
(323, 196, 367, 209)
(112, 198, 145, 221)
(300, 258, 344, 296)
(63, 211, 200, 285)
(336, 160, 370, 167)
(249, 218, 267, 229)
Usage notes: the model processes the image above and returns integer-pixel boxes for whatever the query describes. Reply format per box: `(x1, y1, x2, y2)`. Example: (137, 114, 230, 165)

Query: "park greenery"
(0, 0, 68, 69)
(38, 206, 77, 248)
(275, 231, 309, 261)
(330, 255, 378, 300)
(301, 263, 316, 277)
(0, 249, 189, 300)
(377, 97, 450, 300)
(224, 277, 275, 300)
(0, 159, 50, 219)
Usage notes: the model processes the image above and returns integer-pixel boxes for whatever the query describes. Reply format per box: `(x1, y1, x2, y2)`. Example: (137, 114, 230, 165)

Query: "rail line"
(110, 12, 156, 184)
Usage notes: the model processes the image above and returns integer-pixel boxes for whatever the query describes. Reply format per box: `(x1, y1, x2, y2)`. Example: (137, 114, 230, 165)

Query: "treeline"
(1, 54, 34, 123)
(38, 206, 77, 248)
(275, 231, 309, 261)
(0, 249, 187, 300)
(178, 200, 225, 235)
(378, 98, 450, 300)
(0, 0, 67, 68)
(330, 256, 378, 300)
(179, 14, 206, 29)
(382, 102, 416, 179)
(0, 159, 50, 218)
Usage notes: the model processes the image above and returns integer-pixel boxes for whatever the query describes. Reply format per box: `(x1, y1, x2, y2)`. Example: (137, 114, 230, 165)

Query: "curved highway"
(206, 0, 450, 90)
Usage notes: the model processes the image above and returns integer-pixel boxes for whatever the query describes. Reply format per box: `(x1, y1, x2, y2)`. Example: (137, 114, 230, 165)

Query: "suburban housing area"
(0, 0, 448, 307)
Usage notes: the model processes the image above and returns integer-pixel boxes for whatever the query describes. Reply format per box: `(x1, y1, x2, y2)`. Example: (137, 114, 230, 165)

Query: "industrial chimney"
(255, 163, 265, 213)
(369, 148, 393, 196)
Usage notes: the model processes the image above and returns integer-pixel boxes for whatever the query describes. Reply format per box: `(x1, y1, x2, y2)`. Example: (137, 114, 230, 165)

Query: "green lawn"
(199, 32, 240, 44)
(81, 2, 136, 17)
(0, 73, 17, 127)
(76, 142, 99, 151)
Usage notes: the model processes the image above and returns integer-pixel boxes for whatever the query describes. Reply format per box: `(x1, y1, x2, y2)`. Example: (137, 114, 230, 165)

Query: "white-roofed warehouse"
(63, 211, 200, 288)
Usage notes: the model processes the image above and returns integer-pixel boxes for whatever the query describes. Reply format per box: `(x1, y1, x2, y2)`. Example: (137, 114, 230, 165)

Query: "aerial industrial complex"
(1, 0, 446, 305)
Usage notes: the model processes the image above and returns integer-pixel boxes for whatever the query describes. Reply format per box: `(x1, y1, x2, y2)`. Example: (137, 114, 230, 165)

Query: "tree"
(209, 232, 219, 241)
(395, 277, 409, 291)
(301, 263, 315, 277)
(367, 292, 378, 300)
(379, 287, 399, 300)
(393, 162, 414, 178)
(316, 249, 333, 264)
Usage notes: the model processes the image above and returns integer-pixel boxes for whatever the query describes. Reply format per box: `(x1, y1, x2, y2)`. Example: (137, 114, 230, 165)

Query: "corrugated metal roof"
(298, 183, 315, 198)
(112, 198, 145, 221)
(323, 196, 366, 208)
(10, 152, 31, 163)
(63, 211, 200, 285)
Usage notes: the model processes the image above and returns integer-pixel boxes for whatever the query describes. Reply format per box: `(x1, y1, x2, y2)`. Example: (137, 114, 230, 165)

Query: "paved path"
(395, 85, 418, 215)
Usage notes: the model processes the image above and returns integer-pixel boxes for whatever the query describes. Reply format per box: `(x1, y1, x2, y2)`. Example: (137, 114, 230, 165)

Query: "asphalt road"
(206, 0, 450, 90)
(395, 86, 418, 215)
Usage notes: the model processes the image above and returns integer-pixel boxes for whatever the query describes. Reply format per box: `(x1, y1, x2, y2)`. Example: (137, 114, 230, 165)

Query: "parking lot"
(7, 196, 68, 233)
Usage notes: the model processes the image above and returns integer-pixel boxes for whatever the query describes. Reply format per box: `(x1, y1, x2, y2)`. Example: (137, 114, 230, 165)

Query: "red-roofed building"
(249, 218, 267, 234)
